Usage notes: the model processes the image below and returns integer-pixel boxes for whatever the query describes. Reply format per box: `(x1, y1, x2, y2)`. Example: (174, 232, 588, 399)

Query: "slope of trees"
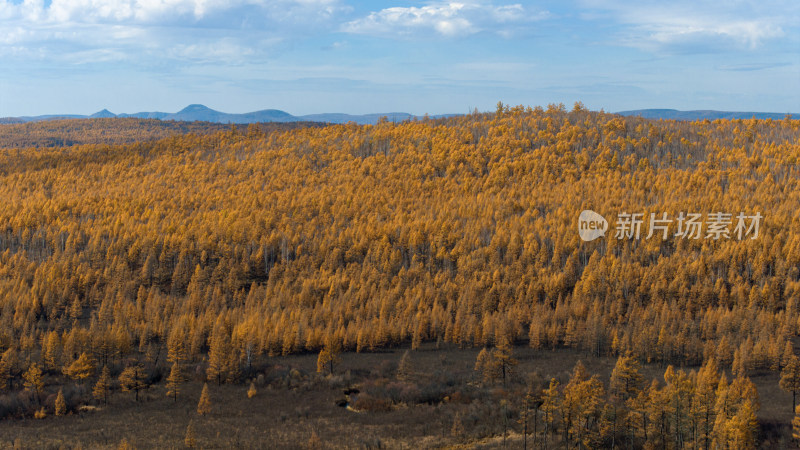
(0, 118, 320, 148)
(0, 105, 797, 442)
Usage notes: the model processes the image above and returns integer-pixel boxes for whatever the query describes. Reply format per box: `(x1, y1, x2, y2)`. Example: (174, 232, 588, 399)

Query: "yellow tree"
(93, 365, 112, 404)
(166, 360, 183, 402)
(493, 340, 518, 386)
(646, 379, 671, 449)
(474, 347, 500, 384)
(0, 348, 18, 391)
(42, 330, 61, 371)
(691, 359, 719, 450)
(167, 325, 188, 366)
(197, 383, 212, 415)
(562, 361, 605, 448)
(610, 353, 642, 402)
(664, 366, 693, 449)
(55, 388, 66, 416)
(119, 364, 146, 402)
(609, 353, 642, 447)
(541, 378, 560, 444)
(782, 341, 794, 369)
(728, 400, 758, 450)
(23, 363, 44, 403)
(207, 323, 237, 385)
(316, 334, 341, 376)
(780, 355, 800, 413)
(63, 352, 95, 382)
(713, 375, 760, 449)
(185, 421, 197, 448)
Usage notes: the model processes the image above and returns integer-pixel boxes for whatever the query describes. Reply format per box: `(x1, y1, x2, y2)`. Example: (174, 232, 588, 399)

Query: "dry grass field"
(1, 344, 794, 449)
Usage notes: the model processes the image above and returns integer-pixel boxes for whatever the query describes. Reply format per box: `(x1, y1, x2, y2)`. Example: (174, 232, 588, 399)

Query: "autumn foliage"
(0, 105, 798, 446)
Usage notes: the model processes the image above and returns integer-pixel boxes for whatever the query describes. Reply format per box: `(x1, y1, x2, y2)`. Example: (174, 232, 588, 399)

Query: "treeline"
(0, 104, 797, 432)
(0, 118, 320, 148)
(469, 352, 760, 449)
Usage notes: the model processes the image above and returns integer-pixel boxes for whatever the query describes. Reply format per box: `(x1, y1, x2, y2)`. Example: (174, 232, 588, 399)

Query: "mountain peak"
(90, 109, 116, 118)
(179, 104, 215, 113)
(6, 105, 433, 125)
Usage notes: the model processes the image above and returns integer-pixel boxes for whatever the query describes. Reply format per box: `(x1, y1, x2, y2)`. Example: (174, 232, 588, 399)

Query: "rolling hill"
(3, 104, 430, 125)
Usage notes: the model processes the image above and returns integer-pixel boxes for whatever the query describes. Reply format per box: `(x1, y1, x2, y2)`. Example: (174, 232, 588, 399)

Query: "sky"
(0, 0, 798, 116)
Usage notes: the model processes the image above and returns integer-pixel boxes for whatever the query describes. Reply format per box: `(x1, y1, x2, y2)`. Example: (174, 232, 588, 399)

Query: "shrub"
(384, 381, 421, 404)
(352, 393, 391, 412)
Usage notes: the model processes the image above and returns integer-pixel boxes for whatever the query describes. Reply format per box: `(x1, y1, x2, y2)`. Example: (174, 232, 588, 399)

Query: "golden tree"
(166, 361, 183, 402)
(691, 359, 720, 450)
(610, 353, 642, 401)
(541, 378, 561, 444)
(119, 364, 146, 402)
(55, 388, 66, 416)
(206, 323, 236, 385)
(93, 365, 112, 404)
(0, 348, 18, 391)
(63, 352, 95, 382)
(474, 347, 500, 384)
(316, 335, 341, 376)
(22, 363, 44, 403)
(493, 340, 518, 386)
(197, 383, 212, 415)
(185, 421, 197, 448)
(781, 355, 800, 413)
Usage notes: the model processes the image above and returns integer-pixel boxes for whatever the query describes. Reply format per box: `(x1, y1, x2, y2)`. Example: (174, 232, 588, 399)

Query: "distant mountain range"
(617, 109, 799, 121)
(2, 104, 437, 125)
(1, 105, 797, 125)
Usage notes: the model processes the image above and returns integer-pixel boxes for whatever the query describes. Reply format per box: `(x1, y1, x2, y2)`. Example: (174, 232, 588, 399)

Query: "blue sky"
(0, 0, 797, 116)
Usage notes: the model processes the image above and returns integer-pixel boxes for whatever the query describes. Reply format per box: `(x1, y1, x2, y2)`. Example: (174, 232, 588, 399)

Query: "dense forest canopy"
(0, 105, 797, 357)
(1, 104, 799, 360)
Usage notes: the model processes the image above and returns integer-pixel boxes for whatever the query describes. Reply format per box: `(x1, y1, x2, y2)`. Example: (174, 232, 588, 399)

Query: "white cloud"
(342, 1, 544, 38)
(625, 13, 784, 51)
(3, 0, 341, 24)
(579, 1, 796, 53)
(0, 0, 348, 63)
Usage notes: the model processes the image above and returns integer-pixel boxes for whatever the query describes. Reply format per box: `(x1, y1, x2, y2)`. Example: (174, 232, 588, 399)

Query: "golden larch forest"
(1, 103, 800, 448)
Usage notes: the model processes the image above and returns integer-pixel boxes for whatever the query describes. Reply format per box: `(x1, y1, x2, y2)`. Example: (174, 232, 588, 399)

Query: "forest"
(0, 103, 799, 448)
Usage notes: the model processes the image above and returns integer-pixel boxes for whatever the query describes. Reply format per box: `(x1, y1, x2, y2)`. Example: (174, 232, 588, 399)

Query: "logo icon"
(578, 210, 608, 241)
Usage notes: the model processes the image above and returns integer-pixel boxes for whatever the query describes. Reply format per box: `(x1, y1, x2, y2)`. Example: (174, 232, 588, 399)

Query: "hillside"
(0, 104, 799, 448)
(0, 118, 320, 148)
(3, 105, 428, 125)
(6, 105, 798, 126)
(618, 108, 800, 121)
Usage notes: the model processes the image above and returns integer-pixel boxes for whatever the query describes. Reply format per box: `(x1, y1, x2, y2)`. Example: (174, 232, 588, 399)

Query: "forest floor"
(1, 345, 794, 449)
